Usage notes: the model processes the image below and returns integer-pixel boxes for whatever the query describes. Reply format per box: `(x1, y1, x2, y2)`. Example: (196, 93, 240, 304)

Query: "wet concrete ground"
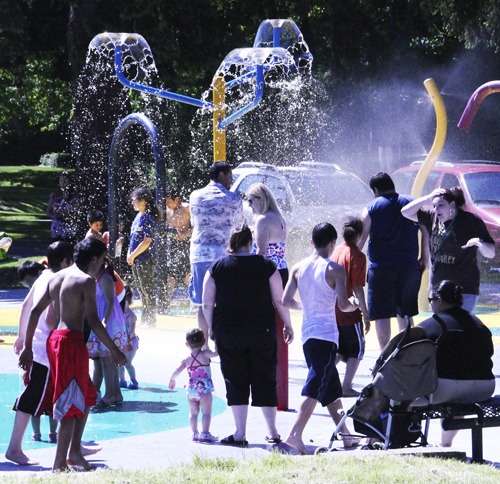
(0, 291, 498, 475)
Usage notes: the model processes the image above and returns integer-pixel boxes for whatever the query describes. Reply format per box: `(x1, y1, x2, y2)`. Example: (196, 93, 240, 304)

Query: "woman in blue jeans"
(127, 187, 160, 326)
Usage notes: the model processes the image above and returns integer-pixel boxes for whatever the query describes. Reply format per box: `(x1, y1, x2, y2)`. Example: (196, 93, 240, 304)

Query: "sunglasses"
(247, 196, 261, 205)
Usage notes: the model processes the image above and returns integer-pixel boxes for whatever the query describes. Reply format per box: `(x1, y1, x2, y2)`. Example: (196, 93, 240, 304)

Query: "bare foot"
(439, 441, 453, 448)
(81, 444, 102, 456)
(67, 453, 95, 471)
(342, 387, 360, 397)
(342, 434, 361, 449)
(283, 435, 306, 455)
(5, 449, 40, 466)
(53, 465, 72, 473)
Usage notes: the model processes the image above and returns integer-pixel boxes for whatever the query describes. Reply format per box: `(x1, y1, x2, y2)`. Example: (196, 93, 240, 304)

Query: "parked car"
(392, 160, 500, 266)
(230, 161, 372, 265)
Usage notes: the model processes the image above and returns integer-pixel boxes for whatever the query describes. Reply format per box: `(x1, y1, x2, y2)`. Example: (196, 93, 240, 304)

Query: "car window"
(235, 173, 291, 210)
(285, 172, 323, 205)
(423, 172, 440, 194)
(264, 176, 292, 211)
(464, 172, 500, 206)
(392, 172, 416, 196)
(284, 171, 370, 206)
(326, 173, 372, 204)
(393, 170, 439, 196)
(441, 173, 460, 189)
(232, 174, 241, 186)
(235, 174, 263, 197)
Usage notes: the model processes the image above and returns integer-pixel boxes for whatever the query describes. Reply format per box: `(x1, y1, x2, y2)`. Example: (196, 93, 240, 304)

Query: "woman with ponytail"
(416, 280, 495, 446)
(202, 225, 294, 446)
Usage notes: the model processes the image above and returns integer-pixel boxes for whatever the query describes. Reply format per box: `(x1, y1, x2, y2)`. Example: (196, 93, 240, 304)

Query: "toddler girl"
(119, 284, 139, 389)
(169, 329, 218, 442)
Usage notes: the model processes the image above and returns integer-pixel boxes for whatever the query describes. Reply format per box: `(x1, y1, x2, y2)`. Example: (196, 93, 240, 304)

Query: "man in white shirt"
(189, 161, 243, 343)
(282, 223, 359, 454)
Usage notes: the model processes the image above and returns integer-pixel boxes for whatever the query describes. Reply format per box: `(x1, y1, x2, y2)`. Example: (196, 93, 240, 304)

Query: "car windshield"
(284, 171, 371, 206)
(464, 172, 500, 206)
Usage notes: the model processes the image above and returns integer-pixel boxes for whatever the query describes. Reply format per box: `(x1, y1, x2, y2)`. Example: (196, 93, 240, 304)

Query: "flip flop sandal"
(220, 435, 248, 447)
(265, 435, 282, 444)
(94, 399, 111, 409)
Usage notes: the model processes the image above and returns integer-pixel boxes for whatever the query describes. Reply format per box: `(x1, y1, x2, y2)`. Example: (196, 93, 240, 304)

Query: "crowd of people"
(4, 161, 496, 470)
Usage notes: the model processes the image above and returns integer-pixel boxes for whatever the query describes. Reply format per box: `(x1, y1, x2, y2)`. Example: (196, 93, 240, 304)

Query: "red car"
(392, 160, 500, 266)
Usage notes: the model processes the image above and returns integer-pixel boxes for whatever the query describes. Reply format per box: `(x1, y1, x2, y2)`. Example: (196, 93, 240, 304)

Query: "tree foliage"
(0, 0, 499, 166)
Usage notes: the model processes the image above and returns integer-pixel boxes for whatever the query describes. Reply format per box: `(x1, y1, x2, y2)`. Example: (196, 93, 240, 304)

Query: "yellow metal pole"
(413, 78, 447, 310)
(212, 76, 227, 162)
(411, 78, 447, 197)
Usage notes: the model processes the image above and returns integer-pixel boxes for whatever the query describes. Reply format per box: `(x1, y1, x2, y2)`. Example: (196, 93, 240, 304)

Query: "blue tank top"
(367, 193, 419, 268)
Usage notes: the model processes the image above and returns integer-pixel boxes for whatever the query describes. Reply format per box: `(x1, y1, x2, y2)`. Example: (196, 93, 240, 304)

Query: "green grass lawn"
(0, 454, 498, 483)
(0, 166, 65, 240)
(0, 166, 66, 288)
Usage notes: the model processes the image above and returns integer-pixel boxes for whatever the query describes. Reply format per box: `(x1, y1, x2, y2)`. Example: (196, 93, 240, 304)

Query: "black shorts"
(217, 335, 277, 407)
(302, 338, 342, 407)
(13, 361, 53, 417)
(337, 322, 365, 362)
(367, 266, 420, 320)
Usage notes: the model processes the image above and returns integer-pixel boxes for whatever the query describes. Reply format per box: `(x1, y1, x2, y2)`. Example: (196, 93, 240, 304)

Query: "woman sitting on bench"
(417, 280, 495, 447)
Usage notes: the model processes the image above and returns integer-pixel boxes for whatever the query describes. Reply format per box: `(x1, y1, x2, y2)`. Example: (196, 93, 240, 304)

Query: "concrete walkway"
(0, 295, 498, 475)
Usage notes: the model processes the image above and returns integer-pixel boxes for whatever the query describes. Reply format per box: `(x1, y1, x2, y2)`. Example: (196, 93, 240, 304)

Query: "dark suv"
(392, 160, 500, 265)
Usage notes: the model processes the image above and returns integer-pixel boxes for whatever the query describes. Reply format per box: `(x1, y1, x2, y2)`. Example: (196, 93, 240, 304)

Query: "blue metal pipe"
(114, 45, 211, 109)
(225, 70, 257, 90)
(108, 113, 166, 252)
(218, 65, 264, 129)
(273, 27, 281, 47)
(225, 64, 272, 90)
(108, 112, 168, 307)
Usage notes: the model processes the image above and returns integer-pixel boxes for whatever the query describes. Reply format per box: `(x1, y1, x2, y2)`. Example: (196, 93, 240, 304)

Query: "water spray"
(99, 19, 312, 411)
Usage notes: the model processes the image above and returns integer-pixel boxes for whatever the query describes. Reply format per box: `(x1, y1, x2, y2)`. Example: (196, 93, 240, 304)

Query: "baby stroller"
(316, 316, 445, 453)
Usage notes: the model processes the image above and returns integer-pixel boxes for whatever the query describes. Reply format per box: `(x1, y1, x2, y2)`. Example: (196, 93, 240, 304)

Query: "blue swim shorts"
(367, 265, 420, 320)
(188, 261, 212, 306)
(302, 338, 342, 407)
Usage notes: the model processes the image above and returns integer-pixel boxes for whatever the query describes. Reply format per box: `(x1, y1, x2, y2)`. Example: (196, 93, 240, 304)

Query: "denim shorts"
(188, 261, 212, 306)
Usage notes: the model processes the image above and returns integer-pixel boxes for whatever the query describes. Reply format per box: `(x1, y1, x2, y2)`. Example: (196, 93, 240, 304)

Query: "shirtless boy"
(85, 210, 106, 243)
(19, 238, 127, 472)
(164, 187, 192, 311)
(6, 243, 72, 466)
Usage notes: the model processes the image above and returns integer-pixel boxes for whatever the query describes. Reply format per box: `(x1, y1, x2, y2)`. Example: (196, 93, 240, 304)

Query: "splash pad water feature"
(83, 19, 314, 411)
(458, 80, 500, 130)
(91, 21, 313, 254)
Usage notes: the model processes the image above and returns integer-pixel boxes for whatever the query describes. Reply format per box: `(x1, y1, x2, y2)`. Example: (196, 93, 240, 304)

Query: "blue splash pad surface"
(0, 373, 226, 451)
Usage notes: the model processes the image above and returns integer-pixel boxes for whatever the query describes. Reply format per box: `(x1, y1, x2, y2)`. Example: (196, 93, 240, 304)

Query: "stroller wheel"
(314, 447, 329, 455)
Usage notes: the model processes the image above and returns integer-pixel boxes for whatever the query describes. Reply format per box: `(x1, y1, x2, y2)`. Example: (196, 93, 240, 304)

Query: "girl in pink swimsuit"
(169, 328, 218, 442)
